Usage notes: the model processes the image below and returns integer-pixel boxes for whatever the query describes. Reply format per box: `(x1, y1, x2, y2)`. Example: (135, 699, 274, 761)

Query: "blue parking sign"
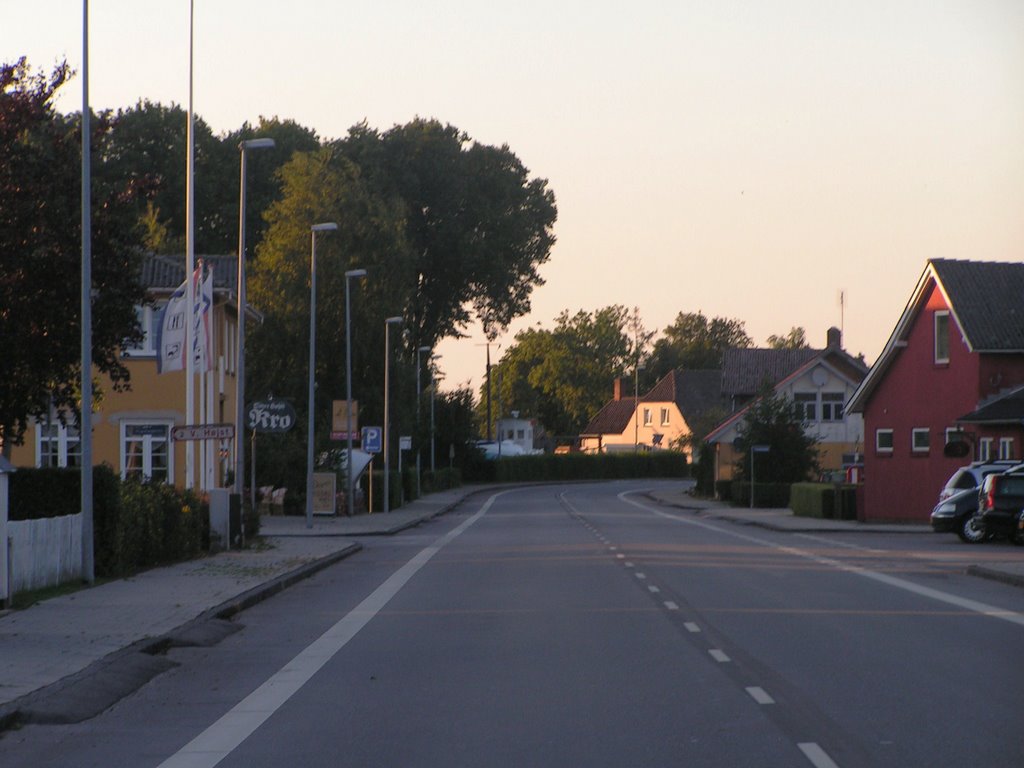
(362, 426, 383, 454)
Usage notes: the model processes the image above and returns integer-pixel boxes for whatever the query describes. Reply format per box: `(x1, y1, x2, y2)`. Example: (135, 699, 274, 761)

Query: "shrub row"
(8, 466, 210, 577)
(790, 482, 858, 520)
(464, 452, 689, 484)
(718, 480, 792, 508)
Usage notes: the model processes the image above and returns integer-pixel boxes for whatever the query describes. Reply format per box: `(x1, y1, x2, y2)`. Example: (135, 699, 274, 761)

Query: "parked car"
(930, 488, 988, 542)
(938, 460, 1021, 502)
(975, 470, 1024, 545)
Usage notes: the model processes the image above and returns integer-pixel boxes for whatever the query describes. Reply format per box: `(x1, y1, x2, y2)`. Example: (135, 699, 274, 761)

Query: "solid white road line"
(617, 491, 1024, 629)
(746, 686, 775, 705)
(157, 492, 505, 768)
(798, 742, 841, 768)
(709, 649, 731, 663)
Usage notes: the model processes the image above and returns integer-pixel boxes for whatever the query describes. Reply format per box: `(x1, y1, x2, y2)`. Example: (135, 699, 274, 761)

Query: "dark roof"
(581, 398, 638, 436)
(642, 369, 723, 426)
(721, 348, 820, 397)
(957, 385, 1024, 424)
(140, 254, 238, 294)
(931, 259, 1024, 351)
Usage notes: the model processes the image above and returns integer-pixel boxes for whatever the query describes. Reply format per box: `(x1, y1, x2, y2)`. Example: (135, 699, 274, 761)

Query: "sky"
(6, 1, 1024, 395)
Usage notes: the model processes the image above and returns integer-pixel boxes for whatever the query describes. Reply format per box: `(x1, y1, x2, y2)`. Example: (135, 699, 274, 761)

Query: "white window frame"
(660, 407, 670, 426)
(875, 428, 894, 453)
(911, 427, 930, 453)
(821, 392, 845, 422)
(978, 437, 993, 462)
(934, 310, 950, 364)
(999, 437, 1014, 461)
(35, 420, 82, 468)
(643, 408, 652, 426)
(120, 420, 174, 482)
(123, 303, 163, 358)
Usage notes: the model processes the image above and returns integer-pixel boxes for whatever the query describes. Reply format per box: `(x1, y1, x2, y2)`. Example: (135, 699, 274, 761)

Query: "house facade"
(581, 369, 722, 460)
(7, 255, 245, 491)
(847, 259, 1024, 522)
(705, 328, 868, 483)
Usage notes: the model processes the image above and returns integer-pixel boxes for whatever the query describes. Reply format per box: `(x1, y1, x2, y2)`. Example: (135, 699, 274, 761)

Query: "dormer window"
(934, 311, 950, 364)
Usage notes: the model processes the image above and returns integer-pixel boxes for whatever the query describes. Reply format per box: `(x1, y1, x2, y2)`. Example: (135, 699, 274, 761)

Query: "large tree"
(733, 388, 820, 485)
(648, 311, 752, 376)
(0, 58, 146, 448)
(482, 306, 639, 437)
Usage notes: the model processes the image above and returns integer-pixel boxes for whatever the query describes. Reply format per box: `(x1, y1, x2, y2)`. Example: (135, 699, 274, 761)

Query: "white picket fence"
(7, 514, 82, 594)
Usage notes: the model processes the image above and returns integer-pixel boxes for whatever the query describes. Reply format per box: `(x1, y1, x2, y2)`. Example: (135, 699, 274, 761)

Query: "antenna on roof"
(839, 290, 845, 338)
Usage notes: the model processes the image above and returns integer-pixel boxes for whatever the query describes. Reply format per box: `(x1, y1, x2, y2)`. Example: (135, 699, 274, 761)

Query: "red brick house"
(847, 259, 1024, 522)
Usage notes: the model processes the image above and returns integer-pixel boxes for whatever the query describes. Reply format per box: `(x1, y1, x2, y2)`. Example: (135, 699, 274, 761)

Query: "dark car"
(930, 488, 988, 542)
(976, 471, 1024, 545)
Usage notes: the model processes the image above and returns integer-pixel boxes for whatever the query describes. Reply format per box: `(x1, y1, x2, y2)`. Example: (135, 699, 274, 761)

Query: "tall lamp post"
(415, 345, 431, 497)
(430, 354, 440, 474)
(383, 317, 403, 513)
(305, 222, 337, 529)
(235, 138, 274, 531)
(344, 268, 368, 516)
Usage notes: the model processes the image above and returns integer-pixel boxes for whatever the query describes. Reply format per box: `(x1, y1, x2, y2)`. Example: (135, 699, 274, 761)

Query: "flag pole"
(184, 0, 196, 488)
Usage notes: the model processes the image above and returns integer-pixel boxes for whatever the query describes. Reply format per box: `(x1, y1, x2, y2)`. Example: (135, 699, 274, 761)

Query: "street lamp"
(235, 138, 274, 533)
(383, 316, 403, 513)
(345, 268, 368, 516)
(430, 354, 441, 474)
(416, 345, 431, 498)
(305, 222, 337, 529)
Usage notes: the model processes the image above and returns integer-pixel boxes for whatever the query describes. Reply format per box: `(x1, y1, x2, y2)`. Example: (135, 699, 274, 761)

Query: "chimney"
(613, 377, 624, 401)
(826, 327, 841, 349)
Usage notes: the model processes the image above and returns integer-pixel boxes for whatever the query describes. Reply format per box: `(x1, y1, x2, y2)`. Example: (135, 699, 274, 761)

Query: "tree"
(0, 58, 146, 448)
(733, 388, 820, 485)
(481, 306, 637, 437)
(767, 326, 809, 349)
(648, 311, 752, 377)
(338, 119, 557, 349)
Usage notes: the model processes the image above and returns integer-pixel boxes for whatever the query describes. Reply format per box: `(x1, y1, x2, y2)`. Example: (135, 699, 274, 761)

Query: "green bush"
(8, 467, 80, 520)
(728, 481, 791, 508)
(422, 468, 461, 492)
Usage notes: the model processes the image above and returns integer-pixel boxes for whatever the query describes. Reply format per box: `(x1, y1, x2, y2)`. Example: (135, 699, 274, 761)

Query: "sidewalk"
(0, 485, 485, 731)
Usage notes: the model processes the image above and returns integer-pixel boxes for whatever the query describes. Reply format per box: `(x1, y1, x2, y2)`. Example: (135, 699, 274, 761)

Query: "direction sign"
(172, 423, 235, 442)
(362, 426, 382, 454)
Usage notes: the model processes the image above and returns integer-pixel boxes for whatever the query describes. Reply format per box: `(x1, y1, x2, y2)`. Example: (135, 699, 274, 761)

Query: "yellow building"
(8, 255, 246, 490)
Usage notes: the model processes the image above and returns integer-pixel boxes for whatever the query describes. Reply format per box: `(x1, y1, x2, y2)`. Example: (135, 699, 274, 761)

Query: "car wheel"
(957, 516, 988, 543)
(1009, 528, 1024, 547)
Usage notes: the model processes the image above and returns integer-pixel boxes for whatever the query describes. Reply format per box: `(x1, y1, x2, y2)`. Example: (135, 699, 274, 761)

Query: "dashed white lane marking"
(709, 649, 731, 663)
(624, 562, 634, 568)
(157, 493, 504, 768)
(648, 585, 660, 593)
(746, 686, 775, 705)
(609, 546, 617, 551)
(798, 742, 841, 768)
(684, 622, 701, 633)
(636, 572, 646, 579)
(616, 553, 625, 559)
(617, 491, 1024, 629)
(664, 601, 679, 611)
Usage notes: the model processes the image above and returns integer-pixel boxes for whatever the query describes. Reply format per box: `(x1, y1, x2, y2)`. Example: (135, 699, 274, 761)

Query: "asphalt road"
(4, 481, 1024, 767)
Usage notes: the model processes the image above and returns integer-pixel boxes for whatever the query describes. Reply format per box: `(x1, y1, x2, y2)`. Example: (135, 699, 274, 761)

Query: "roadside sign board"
(172, 423, 235, 442)
(313, 473, 336, 515)
(247, 400, 296, 433)
(332, 400, 358, 434)
(362, 426, 382, 454)
(399, 436, 412, 451)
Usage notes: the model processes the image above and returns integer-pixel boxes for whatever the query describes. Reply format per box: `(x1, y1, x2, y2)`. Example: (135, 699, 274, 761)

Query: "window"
(978, 437, 993, 462)
(643, 408, 652, 426)
(999, 437, 1014, 460)
(35, 420, 81, 468)
(912, 428, 930, 453)
(794, 393, 817, 422)
(660, 408, 670, 426)
(934, 311, 950, 364)
(821, 393, 845, 421)
(121, 421, 173, 482)
(876, 429, 894, 453)
(123, 303, 162, 357)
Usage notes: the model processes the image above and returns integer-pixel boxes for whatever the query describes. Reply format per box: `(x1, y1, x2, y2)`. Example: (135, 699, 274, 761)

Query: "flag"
(156, 276, 188, 374)
(193, 262, 214, 373)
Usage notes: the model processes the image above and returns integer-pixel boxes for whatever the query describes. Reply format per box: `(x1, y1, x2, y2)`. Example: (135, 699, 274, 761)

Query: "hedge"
(724, 480, 792, 508)
(790, 482, 858, 520)
(462, 452, 689, 484)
